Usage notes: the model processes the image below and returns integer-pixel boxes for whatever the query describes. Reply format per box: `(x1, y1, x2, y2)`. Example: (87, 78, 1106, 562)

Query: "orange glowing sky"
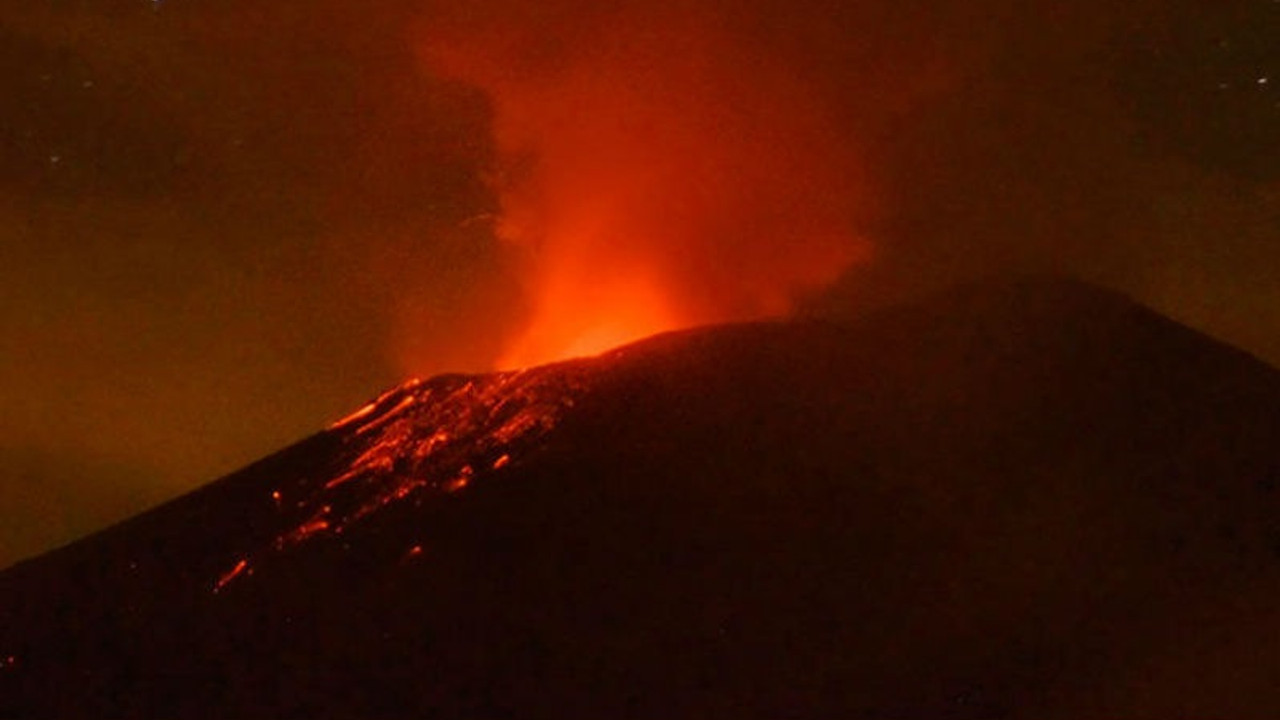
(417, 2, 871, 368)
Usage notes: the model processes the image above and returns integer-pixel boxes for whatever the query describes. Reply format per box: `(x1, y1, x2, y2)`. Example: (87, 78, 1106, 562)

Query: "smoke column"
(416, 1, 872, 368)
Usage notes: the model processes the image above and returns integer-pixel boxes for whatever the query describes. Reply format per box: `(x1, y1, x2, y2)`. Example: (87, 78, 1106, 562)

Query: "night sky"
(2, 0, 1277, 566)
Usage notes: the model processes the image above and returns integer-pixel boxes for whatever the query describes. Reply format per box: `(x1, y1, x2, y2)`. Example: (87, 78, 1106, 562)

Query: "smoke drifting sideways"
(403, 0, 1280, 373)
(411, 1, 934, 369)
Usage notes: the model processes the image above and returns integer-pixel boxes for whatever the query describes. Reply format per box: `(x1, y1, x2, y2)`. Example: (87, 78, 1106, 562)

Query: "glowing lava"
(212, 364, 590, 592)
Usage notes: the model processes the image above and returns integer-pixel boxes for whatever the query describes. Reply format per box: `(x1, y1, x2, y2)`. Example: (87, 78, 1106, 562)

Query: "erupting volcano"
(416, 1, 870, 369)
(6, 279, 1280, 718)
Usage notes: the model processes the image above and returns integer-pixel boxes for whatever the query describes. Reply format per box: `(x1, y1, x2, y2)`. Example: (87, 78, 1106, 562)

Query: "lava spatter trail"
(9, 281, 1280, 718)
(214, 362, 591, 591)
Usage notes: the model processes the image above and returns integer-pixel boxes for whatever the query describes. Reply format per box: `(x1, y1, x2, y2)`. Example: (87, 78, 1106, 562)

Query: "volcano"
(4, 278, 1280, 718)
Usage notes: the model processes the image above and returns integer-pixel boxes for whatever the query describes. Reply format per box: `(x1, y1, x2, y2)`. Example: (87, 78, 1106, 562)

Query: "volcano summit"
(4, 278, 1280, 718)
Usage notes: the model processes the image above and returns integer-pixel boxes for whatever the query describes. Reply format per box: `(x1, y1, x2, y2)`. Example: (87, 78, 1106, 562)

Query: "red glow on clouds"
(417, 2, 871, 368)
(500, 260, 678, 366)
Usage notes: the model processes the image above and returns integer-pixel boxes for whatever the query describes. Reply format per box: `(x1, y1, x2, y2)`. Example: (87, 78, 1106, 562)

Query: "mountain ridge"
(4, 276, 1280, 718)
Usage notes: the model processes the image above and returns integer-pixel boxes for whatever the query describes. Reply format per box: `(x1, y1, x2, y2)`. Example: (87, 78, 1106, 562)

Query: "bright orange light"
(415, 2, 871, 370)
(498, 264, 679, 368)
(213, 558, 250, 593)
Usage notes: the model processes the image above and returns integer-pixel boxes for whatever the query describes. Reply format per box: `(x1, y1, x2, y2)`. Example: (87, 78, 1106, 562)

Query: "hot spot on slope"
(212, 363, 591, 591)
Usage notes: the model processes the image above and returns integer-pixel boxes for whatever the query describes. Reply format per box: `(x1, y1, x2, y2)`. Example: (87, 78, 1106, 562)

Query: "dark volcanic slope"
(4, 278, 1280, 719)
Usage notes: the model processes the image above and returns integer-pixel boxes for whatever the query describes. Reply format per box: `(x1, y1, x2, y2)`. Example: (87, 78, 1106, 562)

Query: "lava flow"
(213, 361, 593, 591)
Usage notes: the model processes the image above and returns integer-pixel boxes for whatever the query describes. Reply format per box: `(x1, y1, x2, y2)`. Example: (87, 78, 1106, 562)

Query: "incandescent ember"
(213, 362, 591, 590)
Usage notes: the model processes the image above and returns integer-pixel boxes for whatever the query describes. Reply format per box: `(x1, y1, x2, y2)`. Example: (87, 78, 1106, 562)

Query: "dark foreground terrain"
(4, 278, 1280, 718)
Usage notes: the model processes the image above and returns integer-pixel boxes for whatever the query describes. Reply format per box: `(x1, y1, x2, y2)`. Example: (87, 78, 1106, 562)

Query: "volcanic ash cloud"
(416, 1, 873, 368)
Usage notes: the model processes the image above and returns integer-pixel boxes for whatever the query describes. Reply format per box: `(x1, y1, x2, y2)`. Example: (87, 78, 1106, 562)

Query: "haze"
(1, 0, 1276, 566)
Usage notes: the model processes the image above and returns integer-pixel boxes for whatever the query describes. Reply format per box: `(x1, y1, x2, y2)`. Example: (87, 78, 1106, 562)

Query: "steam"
(416, 1, 874, 367)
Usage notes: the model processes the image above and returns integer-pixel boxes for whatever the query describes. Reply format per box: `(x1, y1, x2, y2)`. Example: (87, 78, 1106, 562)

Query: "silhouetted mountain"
(4, 277, 1280, 718)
